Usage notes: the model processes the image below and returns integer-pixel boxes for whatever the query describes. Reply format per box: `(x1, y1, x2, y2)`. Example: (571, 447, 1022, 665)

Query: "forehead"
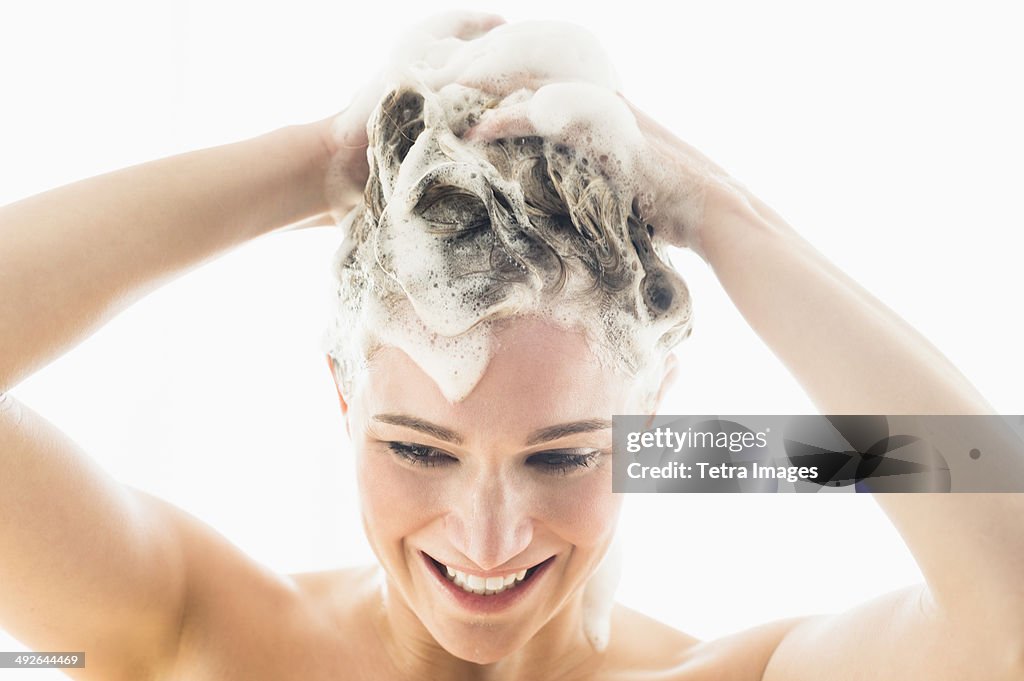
(353, 317, 635, 443)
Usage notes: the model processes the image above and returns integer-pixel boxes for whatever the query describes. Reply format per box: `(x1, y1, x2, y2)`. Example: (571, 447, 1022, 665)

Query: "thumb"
(464, 101, 534, 142)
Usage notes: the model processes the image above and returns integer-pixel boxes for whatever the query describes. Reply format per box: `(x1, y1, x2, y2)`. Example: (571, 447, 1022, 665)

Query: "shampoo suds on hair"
(324, 17, 693, 404)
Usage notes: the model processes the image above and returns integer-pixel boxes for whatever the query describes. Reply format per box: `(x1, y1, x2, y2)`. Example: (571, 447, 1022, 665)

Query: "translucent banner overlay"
(612, 415, 1024, 492)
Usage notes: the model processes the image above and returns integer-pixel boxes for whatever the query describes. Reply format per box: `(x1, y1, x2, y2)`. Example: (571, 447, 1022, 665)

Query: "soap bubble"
(324, 19, 694, 404)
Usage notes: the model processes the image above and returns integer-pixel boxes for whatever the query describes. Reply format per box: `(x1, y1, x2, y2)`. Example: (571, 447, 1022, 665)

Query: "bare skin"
(1, 14, 1022, 678)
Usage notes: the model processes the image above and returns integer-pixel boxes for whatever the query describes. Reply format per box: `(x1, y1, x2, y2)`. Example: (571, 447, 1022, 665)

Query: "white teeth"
(441, 563, 534, 596)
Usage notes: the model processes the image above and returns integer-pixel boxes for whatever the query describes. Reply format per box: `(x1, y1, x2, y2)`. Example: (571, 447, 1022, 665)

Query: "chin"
(429, 618, 537, 665)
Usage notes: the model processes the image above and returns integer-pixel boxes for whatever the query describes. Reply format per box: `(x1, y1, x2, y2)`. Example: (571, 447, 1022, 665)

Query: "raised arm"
(696, 182, 1023, 680)
(0, 121, 338, 390)
(0, 118, 341, 680)
(639, 111, 1024, 678)
(683, 135, 1024, 679)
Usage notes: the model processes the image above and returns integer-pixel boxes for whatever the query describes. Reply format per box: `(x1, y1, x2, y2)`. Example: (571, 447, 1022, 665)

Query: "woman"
(1, 11, 1021, 681)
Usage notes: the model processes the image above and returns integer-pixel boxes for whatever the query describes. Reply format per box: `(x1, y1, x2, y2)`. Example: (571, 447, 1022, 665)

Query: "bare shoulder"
(607, 605, 811, 681)
(607, 603, 700, 664)
(170, 514, 383, 634)
(289, 564, 384, 617)
(675, 615, 813, 680)
(160, 506, 395, 680)
(158, 505, 335, 679)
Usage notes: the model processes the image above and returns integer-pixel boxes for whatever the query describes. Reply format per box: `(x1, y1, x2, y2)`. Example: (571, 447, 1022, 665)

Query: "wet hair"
(325, 82, 693, 403)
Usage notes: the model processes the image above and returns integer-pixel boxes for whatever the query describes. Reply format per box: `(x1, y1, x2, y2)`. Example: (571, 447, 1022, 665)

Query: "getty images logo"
(782, 416, 951, 492)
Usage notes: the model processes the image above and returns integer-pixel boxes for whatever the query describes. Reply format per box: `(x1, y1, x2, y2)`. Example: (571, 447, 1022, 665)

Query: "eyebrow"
(372, 414, 464, 445)
(371, 414, 612, 447)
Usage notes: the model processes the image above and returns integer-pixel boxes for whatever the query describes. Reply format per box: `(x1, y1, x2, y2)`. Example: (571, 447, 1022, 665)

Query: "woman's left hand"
(463, 88, 754, 260)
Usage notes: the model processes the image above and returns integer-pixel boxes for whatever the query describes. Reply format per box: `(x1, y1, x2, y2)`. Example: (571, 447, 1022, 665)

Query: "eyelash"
(385, 442, 602, 475)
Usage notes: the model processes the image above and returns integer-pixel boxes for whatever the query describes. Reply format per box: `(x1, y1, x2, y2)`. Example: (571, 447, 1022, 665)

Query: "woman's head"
(322, 17, 693, 662)
(341, 315, 653, 663)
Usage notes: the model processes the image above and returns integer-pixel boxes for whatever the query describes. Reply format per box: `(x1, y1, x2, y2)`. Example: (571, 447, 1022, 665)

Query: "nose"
(445, 470, 534, 571)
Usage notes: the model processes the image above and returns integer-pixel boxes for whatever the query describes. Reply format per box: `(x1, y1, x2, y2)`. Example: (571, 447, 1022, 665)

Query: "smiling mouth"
(423, 553, 552, 596)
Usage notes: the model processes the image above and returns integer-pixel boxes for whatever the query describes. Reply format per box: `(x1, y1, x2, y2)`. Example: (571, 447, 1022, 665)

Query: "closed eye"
(385, 442, 604, 475)
(387, 442, 457, 468)
(527, 449, 602, 475)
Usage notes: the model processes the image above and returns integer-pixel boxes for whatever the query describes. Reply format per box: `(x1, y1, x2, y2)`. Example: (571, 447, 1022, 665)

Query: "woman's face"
(338, 317, 658, 663)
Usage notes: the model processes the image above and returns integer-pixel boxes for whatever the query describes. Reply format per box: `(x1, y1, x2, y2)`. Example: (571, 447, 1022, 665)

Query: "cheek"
(531, 466, 622, 548)
(355, 449, 450, 541)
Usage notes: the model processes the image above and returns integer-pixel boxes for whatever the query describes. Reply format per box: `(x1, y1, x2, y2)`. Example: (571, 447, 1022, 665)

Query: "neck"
(373, 569, 603, 681)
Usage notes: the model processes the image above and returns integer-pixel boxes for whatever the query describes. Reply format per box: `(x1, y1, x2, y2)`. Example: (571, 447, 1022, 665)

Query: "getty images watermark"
(612, 415, 1024, 492)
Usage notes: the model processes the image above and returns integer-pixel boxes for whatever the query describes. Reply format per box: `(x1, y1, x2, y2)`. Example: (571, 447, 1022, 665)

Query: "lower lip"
(420, 552, 554, 614)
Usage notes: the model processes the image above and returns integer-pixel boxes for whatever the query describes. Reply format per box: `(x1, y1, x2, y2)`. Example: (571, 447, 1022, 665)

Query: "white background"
(2, 0, 1022, 676)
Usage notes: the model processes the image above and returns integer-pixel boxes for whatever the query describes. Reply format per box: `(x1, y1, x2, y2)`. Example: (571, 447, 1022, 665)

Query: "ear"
(643, 353, 678, 430)
(326, 355, 349, 417)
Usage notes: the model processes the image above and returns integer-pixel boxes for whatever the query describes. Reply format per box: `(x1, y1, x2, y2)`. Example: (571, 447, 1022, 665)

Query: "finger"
(464, 102, 535, 141)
